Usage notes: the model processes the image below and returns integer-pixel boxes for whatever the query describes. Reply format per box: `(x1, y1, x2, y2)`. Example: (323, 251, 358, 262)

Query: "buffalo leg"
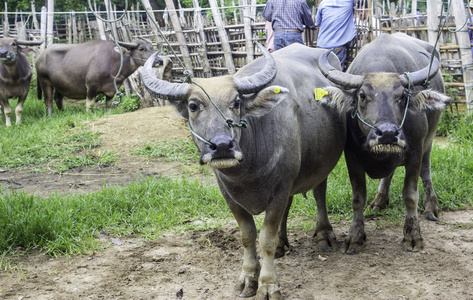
(227, 200, 260, 298)
(275, 196, 292, 258)
(105, 95, 114, 110)
(402, 162, 424, 251)
(344, 151, 367, 254)
(54, 90, 64, 110)
(420, 144, 439, 221)
(40, 81, 54, 116)
(256, 199, 287, 300)
(369, 173, 394, 211)
(313, 179, 339, 251)
(86, 87, 99, 111)
(14, 93, 27, 125)
(1, 99, 12, 126)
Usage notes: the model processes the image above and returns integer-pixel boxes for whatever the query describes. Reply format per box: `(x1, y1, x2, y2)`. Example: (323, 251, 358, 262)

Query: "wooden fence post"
(209, 0, 236, 74)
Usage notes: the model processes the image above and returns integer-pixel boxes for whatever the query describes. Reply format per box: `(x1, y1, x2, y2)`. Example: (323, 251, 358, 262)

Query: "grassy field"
(1, 90, 472, 258)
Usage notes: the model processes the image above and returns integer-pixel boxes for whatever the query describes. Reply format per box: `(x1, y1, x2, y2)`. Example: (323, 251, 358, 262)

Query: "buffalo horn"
(318, 49, 364, 88)
(16, 39, 44, 46)
(142, 51, 191, 100)
(233, 42, 277, 94)
(117, 41, 139, 49)
(400, 51, 439, 87)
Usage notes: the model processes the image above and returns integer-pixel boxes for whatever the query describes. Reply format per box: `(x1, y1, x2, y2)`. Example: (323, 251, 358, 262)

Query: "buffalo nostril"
(209, 143, 217, 151)
(228, 140, 235, 150)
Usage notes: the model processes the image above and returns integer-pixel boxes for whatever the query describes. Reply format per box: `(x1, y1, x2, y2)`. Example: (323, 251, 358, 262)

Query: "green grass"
(0, 176, 228, 255)
(131, 137, 200, 163)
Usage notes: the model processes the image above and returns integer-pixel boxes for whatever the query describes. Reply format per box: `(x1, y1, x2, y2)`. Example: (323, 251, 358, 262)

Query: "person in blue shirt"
(316, 0, 357, 71)
(263, 0, 316, 51)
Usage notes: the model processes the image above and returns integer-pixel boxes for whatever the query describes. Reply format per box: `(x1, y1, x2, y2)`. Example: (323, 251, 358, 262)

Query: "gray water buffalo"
(318, 33, 450, 254)
(0, 38, 43, 126)
(35, 38, 157, 115)
(142, 43, 346, 299)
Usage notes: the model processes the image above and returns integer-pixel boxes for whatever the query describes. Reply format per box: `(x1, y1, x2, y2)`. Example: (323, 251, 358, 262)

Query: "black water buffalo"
(142, 43, 346, 299)
(35, 39, 157, 115)
(318, 33, 450, 254)
(0, 38, 43, 126)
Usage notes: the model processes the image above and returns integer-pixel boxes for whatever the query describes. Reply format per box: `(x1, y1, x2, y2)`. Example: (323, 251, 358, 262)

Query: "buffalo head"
(115, 38, 159, 67)
(142, 43, 288, 169)
(0, 38, 43, 65)
(318, 49, 450, 155)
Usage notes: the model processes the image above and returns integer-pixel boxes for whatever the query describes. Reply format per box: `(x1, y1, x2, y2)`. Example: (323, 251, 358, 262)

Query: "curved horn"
(318, 49, 364, 88)
(16, 39, 44, 46)
(142, 51, 191, 100)
(233, 42, 277, 94)
(400, 51, 439, 87)
(117, 41, 139, 49)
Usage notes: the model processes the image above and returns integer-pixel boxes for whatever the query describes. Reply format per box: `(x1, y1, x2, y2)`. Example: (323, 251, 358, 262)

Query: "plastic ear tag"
(314, 88, 328, 100)
(274, 87, 281, 94)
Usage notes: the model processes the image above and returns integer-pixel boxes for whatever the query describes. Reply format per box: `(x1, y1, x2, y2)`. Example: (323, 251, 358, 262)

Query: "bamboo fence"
(1, 0, 472, 110)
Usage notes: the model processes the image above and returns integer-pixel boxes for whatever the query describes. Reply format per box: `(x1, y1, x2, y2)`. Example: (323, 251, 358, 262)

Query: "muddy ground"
(1, 106, 472, 300)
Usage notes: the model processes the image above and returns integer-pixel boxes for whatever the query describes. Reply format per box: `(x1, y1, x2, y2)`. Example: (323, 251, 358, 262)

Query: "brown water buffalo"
(142, 43, 346, 299)
(0, 38, 43, 126)
(318, 33, 450, 254)
(35, 39, 158, 115)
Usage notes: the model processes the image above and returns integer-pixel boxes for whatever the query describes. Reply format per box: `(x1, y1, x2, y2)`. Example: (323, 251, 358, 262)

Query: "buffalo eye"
(398, 93, 408, 108)
(232, 99, 242, 110)
(188, 102, 199, 112)
(358, 91, 366, 102)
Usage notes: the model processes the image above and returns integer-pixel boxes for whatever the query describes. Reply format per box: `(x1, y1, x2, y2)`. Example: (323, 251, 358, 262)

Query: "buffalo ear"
(319, 86, 356, 115)
(244, 85, 289, 117)
(412, 90, 451, 111)
(114, 46, 131, 56)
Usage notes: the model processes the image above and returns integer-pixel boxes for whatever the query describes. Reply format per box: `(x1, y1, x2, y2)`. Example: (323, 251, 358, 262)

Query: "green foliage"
(119, 94, 142, 113)
(436, 110, 473, 146)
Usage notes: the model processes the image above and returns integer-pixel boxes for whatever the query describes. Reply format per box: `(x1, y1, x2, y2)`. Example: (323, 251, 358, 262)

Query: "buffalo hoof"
(369, 192, 389, 211)
(401, 237, 424, 252)
(402, 217, 424, 252)
(255, 283, 282, 300)
(234, 275, 258, 298)
(342, 233, 366, 254)
(313, 230, 339, 252)
(425, 211, 439, 222)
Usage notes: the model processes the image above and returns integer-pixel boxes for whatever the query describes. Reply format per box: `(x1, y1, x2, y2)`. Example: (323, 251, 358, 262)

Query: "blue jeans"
(274, 31, 304, 51)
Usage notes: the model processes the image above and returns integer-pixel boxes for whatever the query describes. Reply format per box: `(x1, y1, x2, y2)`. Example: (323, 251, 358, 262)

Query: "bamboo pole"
(242, 0, 254, 62)
(164, 0, 194, 74)
(192, 0, 212, 77)
(72, 11, 78, 43)
(31, 2, 40, 30)
(426, 0, 440, 47)
(451, 0, 473, 110)
(209, 0, 236, 74)
(46, 0, 54, 46)
(40, 6, 47, 50)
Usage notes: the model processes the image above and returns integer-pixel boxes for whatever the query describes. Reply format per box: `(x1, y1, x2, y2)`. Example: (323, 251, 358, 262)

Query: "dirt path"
(1, 107, 472, 300)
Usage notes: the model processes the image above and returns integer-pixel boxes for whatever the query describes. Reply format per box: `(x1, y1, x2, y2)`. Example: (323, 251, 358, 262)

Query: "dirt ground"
(1, 106, 473, 300)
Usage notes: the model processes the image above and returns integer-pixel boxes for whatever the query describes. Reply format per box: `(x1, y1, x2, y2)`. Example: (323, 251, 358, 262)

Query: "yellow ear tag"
(314, 88, 328, 101)
(274, 87, 281, 94)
